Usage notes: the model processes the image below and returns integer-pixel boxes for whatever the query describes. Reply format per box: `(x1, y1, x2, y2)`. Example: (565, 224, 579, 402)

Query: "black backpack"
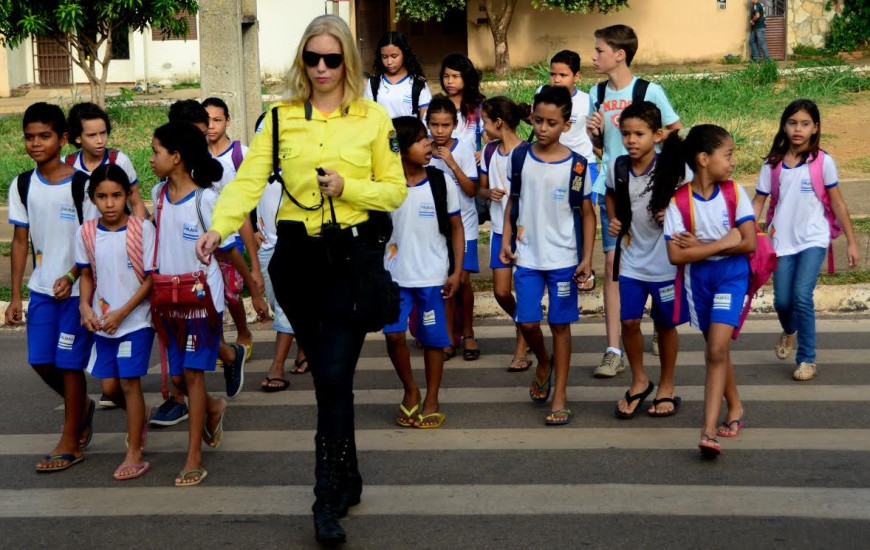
(608, 155, 633, 281)
(593, 78, 650, 112)
(17, 169, 88, 224)
(425, 166, 456, 274)
(508, 143, 589, 263)
(370, 75, 427, 117)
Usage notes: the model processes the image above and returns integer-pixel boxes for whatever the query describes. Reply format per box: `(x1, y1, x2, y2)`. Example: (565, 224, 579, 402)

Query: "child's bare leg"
(548, 323, 571, 412)
(101, 378, 126, 410)
(444, 297, 456, 354)
(119, 378, 146, 467)
(460, 272, 477, 352)
(702, 324, 734, 438)
(417, 347, 445, 427)
(650, 323, 679, 415)
(519, 321, 551, 399)
(176, 369, 207, 483)
(262, 332, 293, 389)
(31, 364, 65, 397)
(617, 318, 649, 415)
(494, 268, 530, 364)
(170, 375, 186, 404)
(228, 298, 252, 348)
(218, 340, 239, 364)
(37, 369, 86, 470)
(722, 348, 744, 429)
(603, 251, 621, 350)
(386, 332, 420, 420)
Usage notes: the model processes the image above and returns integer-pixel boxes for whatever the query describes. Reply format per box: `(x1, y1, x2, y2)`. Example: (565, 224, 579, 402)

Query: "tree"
(396, 0, 629, 76)
(0, 1, 199, 107)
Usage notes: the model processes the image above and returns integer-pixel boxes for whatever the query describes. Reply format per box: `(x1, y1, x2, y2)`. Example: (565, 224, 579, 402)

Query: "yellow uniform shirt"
(211, 98, 407, 239)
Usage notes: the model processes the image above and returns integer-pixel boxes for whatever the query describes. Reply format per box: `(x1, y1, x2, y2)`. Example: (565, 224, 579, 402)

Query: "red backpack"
(672, 181, 777, 339)
(766, 150, 841, 273)
(65, 148, 119, 167)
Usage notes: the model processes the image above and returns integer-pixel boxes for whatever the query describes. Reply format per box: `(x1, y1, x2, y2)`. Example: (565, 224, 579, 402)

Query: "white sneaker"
(593, 351, 625, 378)
(793, 362, 817, 381)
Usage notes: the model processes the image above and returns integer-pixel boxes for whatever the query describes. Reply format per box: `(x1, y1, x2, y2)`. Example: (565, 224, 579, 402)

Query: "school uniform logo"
(553, 187, 568, 201)
(422, 310, 436, 326)
(182, 223, 199, 241)
(402, 94, 413, 105)
(58, 332, 75, 351)
(389, 130, 400, 153)
(556, 281, 571, 298)
(713, 293, 732, 310)
(419, 202, 436, 218)
(721, 209, 731, 228)
(60, 203, 76, 221)
(800, 178, 813, 193)
(659, 284, 676, 303)
(117, 341, 132, 358)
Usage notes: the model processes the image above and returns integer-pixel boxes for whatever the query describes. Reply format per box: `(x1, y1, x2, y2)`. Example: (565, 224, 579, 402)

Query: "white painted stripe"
(3, 428, 870, 455)
(2, 484, 870, 519)
(79, 384, 870, 411)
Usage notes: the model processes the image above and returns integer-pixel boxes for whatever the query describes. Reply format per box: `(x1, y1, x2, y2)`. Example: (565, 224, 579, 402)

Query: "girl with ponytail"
(660, 124, 757, 458)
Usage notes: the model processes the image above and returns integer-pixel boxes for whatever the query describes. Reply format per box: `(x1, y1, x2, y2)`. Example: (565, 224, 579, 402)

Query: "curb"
(3, 285, 869, 328)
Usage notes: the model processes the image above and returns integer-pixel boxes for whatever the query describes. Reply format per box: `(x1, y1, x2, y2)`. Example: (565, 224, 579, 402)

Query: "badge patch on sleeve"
(389, 130, 399, 153)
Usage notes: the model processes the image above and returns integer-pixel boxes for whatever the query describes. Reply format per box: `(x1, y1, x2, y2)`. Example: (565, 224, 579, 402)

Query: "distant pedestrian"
(749, 0, 772, 62)
(751, 99, 858, 382)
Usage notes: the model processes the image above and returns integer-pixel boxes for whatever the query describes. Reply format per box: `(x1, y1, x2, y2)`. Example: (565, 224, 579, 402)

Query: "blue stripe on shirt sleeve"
(448, 210, 461, 217)
(755, 189, 769, 196)
(76, 262, 90, 268)
(825, 181, 838, 188)
(736, 214, 755, 227)
(9, 219, 28, 228)
(664, 234, 673, 241)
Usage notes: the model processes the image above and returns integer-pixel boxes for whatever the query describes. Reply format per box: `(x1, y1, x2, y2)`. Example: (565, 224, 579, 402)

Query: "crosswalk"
(1, 317, 869, 547)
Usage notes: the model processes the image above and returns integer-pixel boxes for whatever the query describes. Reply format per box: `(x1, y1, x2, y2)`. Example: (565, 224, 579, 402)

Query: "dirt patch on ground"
(815, 91, 870, 179)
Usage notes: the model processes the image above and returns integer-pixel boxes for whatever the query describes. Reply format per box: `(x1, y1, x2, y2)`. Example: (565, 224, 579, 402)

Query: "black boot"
(337, 437, 362, 518)
(312, 435, 346, 545)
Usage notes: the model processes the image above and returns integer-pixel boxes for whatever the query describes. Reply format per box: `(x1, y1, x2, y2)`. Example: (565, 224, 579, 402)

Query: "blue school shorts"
(164, 319, 223, 376)
(463, 239, 479, 273)
(619, 276, 688, 327)
(383, 286, 450, 348)
(490, 232, 512, 269)
(89, 328, 155, 379)
(514, 265, 579, 325)
(26, 291, 93, 369)
(685, 255, 750, 331)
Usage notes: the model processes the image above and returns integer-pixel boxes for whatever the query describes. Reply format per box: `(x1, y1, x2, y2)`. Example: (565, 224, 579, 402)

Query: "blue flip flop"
(79, 399, 95, 449)
(545, 408, 574, 426)
(529, 358, 553, 403)
(36, 453, 84, 472)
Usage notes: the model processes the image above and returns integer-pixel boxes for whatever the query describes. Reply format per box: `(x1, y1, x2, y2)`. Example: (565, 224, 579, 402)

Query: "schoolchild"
(427, 95, 481, 360)
(751, 99, 858, 381)
(202, 97, 266, 363)
(149, 121, 248, 485)
(500, 86, 596, 426)
(659, 124, 756, 457)
(364, 31, 432, 119)
(587, 24, 683, 377)
(6, 102, 97, 472)
(66, 102, 147, 219)
(479, 95, 533, 371)
(76, 164, 155, 480)
(605, 101, 687, 418)
(385, 116, 465, 428)
(440, 53, 486, 154)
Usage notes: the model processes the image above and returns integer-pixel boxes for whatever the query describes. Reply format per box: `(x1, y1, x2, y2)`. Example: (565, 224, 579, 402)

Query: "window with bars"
(112, 25, 130, 59)
(764, 0, 787, 16)
(151, 13, 197, 41)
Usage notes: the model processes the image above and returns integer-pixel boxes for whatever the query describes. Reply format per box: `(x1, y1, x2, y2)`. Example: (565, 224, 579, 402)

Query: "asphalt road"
(1, 317, 870, 549)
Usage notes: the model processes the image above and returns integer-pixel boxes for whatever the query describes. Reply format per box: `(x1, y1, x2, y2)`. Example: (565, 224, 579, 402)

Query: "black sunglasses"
(302, 51, 344, 69)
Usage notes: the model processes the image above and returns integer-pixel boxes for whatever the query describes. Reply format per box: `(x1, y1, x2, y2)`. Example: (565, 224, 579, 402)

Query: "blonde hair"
(286, 15, 364, 111)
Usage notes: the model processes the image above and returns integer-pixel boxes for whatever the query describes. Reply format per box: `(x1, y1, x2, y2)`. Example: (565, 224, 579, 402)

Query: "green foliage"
(792, 44, 838, 58)
(825, 0, 870, 52)
(0, 286, 30, 302)
(530, 0, 628, 13)
(395, 0, 465, 21)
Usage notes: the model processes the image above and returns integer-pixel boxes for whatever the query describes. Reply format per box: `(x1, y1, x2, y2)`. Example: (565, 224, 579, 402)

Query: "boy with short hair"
(5, 102, 97, 472)
(586, 24, 683, 378)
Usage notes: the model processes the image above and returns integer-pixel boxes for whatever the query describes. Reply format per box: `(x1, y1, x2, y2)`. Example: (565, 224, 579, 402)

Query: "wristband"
(66, 271, 76, 284)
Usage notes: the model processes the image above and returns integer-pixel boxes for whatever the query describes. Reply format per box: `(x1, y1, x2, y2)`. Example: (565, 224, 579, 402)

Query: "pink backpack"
(672, 181, 777, 339)
(767, 150, 842, 273)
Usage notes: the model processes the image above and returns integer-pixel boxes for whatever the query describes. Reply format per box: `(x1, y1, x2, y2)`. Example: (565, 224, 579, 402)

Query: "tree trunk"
(486, 0, 518, 76)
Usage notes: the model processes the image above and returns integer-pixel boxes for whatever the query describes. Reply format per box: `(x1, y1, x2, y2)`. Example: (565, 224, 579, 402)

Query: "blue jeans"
(750, 27, 771, 61)
(773, 247, 826, 364)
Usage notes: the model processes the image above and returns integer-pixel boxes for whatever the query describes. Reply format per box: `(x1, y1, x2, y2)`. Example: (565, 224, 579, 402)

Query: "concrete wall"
(467, 0, 750, 70)
(788, 0, 837, 52)
(2, 41, 33, 95)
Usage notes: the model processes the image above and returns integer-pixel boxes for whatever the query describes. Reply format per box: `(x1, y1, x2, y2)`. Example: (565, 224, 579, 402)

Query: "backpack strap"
(80, 219, 99, 278)
(594, 81, 608, 111)
(807, 150, 840, 273)
(411, 77, 425, 117)
(483, 141, 499, 172)
(508, 143, 531, 253)
(671, 185, 694, 325)
(611, 155, 633, 281)
(194, 188, 207, 234)
(369, 75, 380, 102)
(71, 171, 89, 224)
(632, 78, 650, 105)
(230, 140, 244, 172)
(64, 153, 77, 167)
(568, 152, 589, 265)
(719, 180, 738, 228)
(16, 170, 33, 213)
(766, 160, 782, 230)
(425, 166, 455, 274)
(126, 216, 146, 284)
(153, 182, 166, 272)
(107, 148, 119, 165)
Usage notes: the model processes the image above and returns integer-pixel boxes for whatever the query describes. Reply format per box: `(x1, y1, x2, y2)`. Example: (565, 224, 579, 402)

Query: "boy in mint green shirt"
(585, 24, 683, 390)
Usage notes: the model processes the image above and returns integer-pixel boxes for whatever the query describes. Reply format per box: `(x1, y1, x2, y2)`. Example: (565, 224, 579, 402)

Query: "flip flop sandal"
(648, 396, 682, 417)
(244, 342, 253, 360)
(290, 358, 309, 375)
(698, 435, 721, 457)
(717, 418, 745, 438)
(203, 401, 227, 449)
(415, 412, 446, 429)
(36, 453, 84, 473)
(175, 469, 208, 487)
(78, 399, 95, 450)
(529, 359, 553, 403)
(577, 269, 596, 292)
(443, 346, 457, 361)
(395, 403, 420, 427)
(615, 381, 655, 419)
(508, 358, 533, 372)
(261, 377, 290, 392)
(113, 461, 151, 481)
(462, 337, 480, 361)
(545, 408, 574, 426)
